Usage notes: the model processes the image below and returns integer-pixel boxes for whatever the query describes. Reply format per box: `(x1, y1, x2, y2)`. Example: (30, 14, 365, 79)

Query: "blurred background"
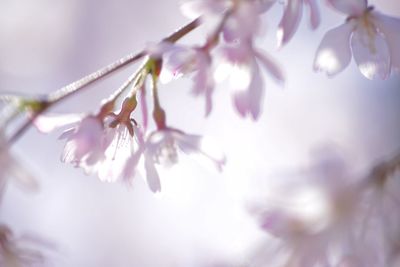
(0, 0, 399, 266)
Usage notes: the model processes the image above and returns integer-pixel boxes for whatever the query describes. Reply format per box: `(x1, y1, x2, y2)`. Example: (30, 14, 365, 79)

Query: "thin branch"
(5, 17, 201, 146)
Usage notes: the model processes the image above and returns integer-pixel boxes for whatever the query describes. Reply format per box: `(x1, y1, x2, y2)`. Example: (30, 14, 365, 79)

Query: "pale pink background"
(0, 1, 399, 266)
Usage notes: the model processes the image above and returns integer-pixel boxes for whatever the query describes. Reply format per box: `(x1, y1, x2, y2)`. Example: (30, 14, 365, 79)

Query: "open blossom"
(143, 127, 225, 193)
(253, 146, 390, 267)
(216, 41, 284, 119)
(35, 99, 143, 183)
(59, 114, 142, 182)
(161, 45, 215, 116)
(59, 115, 105, 171)
(314, 0, 400, 79)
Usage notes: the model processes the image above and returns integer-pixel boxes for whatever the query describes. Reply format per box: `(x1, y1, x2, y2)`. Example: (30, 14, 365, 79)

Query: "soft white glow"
(229, 64, 251, 91)
(214, 62, 232, 83)
(315, 49, 340, 74)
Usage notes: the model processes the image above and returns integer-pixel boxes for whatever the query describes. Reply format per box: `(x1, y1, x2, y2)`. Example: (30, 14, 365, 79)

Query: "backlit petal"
(327, 0, 367, 16)
(351, 24, 391, 80)
(314, 22, 355, 77)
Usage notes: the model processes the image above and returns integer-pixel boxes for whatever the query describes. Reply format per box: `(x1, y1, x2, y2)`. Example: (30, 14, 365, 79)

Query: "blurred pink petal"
(33, 113, 84, 133)
(306, 0, 320, 29)
(372, 12, 400, 73)
(351, 24, 391, 80)
(326, 0, 367, 15)
(314, 22, 354, 76)
(277, 0, 303, 47)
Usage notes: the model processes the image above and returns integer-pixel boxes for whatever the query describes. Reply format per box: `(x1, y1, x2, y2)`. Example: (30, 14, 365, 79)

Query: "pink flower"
(314, 0, 400, 79)
(216, 41, 284, 120)
(181, 0, 271, 42)
(59, 115, 105, 170)
(161, 45, 215, 116)
(277, 0, 321, 47)
(144, 127, 225, 193)
(254, 146, 375, 267)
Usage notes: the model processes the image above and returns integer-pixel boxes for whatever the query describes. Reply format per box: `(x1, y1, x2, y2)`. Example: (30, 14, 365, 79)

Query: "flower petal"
(314, 22, 354, 77)
(277, 0, 303, 47)
(255, 50, 285, 83)
(233, 63, 264, 120)
(306, 0, 320, 29)
(144, 153, 161, 193)
(372, 12, 400, 73)
(176, 133, 226, 171)
(351, 24, 391, 80)
(34, 113, 84, 133)
(326, 0, 367, 16)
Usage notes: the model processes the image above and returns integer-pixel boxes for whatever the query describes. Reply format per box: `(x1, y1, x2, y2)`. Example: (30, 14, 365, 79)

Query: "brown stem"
(6, 17, 201, 146)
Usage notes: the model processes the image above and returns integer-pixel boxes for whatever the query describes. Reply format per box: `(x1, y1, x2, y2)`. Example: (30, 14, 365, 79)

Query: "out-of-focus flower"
(143, 127, 225, 193)
(276, 0, 321, 47)
(160, 45, 215, 116)
(314, 0, 400, 79)
(0, 224, 51, 267)
(215, 40, 284, 120)
(181, 0, 271, 42)
(253, 146, 386, 267)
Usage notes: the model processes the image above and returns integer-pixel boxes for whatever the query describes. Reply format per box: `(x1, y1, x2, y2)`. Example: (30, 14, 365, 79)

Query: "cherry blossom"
(143, 127, 225, 193)
(160, 45, 215, 116)
(216, 40, 284, 119)
(59, 115, 106, 171)
(314, 0, 400, 79)
(181, 0, 271, 42)
(254, 146, 380, 267)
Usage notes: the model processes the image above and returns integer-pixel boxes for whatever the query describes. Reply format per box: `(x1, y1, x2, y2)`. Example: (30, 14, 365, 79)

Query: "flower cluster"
(0, 0, 399, 266)
(253, 146, 400, 267)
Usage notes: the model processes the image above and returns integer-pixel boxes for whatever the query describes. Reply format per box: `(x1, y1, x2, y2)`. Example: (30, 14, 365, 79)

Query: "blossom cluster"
(252, 147, 400, 267)
(0, 0, 399, 266)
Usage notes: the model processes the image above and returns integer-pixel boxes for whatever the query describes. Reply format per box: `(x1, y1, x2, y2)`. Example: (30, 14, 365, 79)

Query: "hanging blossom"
(181, 0, 272, 43)
(34, 99, 143, 184)
(159, 45, 215, 116)
(0, 131, 38, 197)
(215, 40, 284, 119)
(181, 0, 320, 47)
(252, 146, 394, 267)
(314, 0, 400, 79)
(0, 224, 51, 267)
(141, 104, 226, 193)
(143, 127, 226, 193)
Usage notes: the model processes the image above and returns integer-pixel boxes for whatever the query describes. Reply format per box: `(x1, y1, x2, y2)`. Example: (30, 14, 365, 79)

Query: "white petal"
(144, 153, 161, 193)
(305, 0, 320, 29)
(314, 22, 355, 77)
(255, 50, 285, 83)
(34, 113, 84, 133)
(326, 0, 367, 16)
(351, 24, 391, 80)
(277, 0, 303, 47)
(372, 12, 400, 73)
(176, 133, 226, 171)
(233, 63, 264, 120)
